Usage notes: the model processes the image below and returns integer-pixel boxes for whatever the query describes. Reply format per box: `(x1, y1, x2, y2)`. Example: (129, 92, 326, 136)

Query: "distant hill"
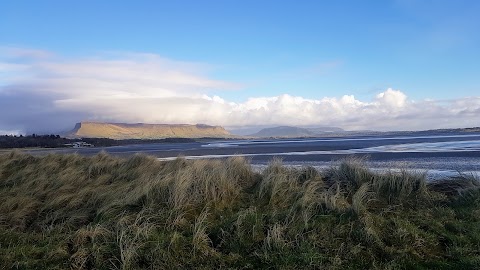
(228, 127, 265, 136)
(67, 122, 232, 139)
(305, 126, 345, 133)
(250, 126, 316, 138)
(249, 126, 345, 138)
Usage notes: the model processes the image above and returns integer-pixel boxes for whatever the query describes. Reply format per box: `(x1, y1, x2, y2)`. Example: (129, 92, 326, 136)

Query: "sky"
(1, 0, 480, 134)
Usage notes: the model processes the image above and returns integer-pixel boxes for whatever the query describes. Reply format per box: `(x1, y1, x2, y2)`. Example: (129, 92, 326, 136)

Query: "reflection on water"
(176, 140, 480, 158)
(202, 134, 480, 148)
(360, 140, 480, 153)
(162, 138, 480, 181)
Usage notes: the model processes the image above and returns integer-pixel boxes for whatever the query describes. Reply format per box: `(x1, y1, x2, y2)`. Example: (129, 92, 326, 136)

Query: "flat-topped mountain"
(67, 122, 232, 139)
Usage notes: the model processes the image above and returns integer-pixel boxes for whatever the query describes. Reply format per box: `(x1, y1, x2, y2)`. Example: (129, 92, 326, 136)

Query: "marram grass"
(0, 151, 479, 269)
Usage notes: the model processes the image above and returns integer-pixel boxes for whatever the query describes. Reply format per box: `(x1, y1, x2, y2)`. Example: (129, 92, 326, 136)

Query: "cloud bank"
(1, 48, 479, 134)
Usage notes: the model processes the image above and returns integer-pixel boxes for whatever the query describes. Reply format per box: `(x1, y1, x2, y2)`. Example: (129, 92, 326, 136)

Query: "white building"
(65, 141, 94, 148)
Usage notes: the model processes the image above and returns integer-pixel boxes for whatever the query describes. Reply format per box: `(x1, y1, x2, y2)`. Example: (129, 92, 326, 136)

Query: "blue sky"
(1, 0, 480, 132)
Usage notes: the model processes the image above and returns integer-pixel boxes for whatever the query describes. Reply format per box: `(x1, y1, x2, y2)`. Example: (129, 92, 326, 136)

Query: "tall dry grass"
(0, 152, 479, 269)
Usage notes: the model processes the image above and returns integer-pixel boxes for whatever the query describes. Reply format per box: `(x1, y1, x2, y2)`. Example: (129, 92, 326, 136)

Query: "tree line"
(0, 135, 118, 149)
(0, 134, 196, 149)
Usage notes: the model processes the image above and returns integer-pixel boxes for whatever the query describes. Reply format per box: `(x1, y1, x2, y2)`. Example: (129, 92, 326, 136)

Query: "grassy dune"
(0, 152, 479, 269)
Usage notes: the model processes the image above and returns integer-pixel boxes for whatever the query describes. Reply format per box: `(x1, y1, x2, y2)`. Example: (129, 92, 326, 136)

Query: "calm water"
(23, 133, 480, 180)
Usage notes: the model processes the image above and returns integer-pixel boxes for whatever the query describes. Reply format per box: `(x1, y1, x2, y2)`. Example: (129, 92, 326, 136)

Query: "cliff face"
(68, 122, 232, 139)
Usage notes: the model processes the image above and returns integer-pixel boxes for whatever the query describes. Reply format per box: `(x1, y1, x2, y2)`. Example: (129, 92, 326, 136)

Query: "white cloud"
(0, 130, 21, 136)
(375, 88, 407, 108)
(0, 48, 479, 133)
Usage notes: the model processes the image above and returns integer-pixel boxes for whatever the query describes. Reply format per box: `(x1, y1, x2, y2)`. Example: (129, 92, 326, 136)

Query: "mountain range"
(61, 122, 480, 140)
(248, 126, 345, 138)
